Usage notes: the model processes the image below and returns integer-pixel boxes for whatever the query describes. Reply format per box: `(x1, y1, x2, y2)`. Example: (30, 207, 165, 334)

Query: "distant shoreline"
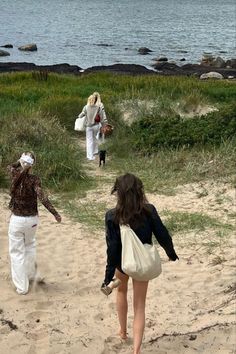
(0, 61, 236, 78)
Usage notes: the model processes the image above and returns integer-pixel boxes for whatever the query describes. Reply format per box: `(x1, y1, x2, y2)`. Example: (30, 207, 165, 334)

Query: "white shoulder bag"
(74, 114, 86, 131)
(120, 224, 162, 281)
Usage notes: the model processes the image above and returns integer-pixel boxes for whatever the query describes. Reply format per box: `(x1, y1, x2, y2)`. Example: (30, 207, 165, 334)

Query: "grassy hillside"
(0, 72, 235, 193)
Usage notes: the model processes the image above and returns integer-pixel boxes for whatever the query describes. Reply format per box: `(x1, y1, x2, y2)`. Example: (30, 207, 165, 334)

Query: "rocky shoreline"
(0, 61, 236, 78)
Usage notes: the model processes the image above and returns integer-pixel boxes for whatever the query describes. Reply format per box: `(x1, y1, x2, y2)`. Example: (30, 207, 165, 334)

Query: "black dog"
(99, 150, 106, 167)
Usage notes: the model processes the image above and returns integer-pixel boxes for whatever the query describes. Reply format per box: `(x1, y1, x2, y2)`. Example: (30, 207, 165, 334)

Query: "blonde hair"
(87, 92, 102, 106)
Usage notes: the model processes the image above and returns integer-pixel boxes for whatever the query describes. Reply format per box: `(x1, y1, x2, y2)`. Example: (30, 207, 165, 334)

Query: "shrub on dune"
(0, 112, 85, 190)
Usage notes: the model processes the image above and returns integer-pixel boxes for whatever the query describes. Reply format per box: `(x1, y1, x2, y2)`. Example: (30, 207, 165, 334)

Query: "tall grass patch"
(105, 139, 236, 194)
(0, 111, 86, 191)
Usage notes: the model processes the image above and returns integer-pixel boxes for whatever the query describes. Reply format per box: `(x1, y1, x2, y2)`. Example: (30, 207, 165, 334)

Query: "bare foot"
(119, 330, 128, 340)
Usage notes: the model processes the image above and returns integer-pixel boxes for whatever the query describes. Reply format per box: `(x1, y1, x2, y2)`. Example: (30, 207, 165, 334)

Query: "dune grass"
(162, 210, 233, 233)
(0, 71, 235, 195)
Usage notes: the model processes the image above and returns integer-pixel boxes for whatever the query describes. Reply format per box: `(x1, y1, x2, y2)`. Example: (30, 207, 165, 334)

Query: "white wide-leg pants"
(8, 215, 39, 294)
(86, 124, 100, 160)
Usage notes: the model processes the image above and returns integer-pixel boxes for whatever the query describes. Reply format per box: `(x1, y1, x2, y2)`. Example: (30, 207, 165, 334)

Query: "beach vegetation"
(0, 72, 235, 195)
(161, 210, 233, 233)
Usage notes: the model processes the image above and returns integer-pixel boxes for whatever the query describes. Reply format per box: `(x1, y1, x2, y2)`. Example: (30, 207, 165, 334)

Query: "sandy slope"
(0, 158, 235, 354)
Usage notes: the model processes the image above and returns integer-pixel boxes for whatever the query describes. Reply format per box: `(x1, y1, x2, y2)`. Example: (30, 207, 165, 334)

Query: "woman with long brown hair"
(7, 152, 61, 295)
(101, 173, 178, 354)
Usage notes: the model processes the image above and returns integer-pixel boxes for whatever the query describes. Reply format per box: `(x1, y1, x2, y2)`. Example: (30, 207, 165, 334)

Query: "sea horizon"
(1, 0, 235, 69)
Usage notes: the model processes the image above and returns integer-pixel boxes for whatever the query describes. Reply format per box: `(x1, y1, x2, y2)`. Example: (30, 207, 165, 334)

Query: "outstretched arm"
(103, 214, 121, 285)
(150, 205, 178, 261)
(34, 177, 61, 222)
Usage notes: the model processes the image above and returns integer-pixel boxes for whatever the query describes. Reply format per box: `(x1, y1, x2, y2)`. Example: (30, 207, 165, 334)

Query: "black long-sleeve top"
(104, 203, 178, 285)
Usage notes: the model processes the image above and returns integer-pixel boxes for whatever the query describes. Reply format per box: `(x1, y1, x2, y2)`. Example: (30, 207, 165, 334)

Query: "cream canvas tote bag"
(74, 115, 86, 131)
(120, 224, 162, 281)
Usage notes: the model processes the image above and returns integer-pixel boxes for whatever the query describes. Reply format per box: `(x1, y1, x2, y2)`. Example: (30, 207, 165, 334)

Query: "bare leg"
(132, 279, 149, 354)
(115, 269, 129, 339)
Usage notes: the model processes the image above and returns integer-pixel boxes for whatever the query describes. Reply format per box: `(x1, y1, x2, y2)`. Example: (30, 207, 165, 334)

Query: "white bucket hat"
(20, 153, 34, 168)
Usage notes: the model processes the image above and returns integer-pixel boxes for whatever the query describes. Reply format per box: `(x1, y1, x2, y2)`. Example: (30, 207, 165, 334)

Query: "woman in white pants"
(7, 152, 61, 295)
(78, 92, 108, 160)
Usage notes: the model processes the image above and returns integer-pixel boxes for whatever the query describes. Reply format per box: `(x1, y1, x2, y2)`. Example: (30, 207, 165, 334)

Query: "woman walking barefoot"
(101, 173, 179, 354)
(7, 152, 61, 295)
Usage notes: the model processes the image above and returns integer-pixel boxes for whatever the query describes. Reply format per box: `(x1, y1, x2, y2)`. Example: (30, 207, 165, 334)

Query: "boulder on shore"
(0, 61, 236, 78)
(18, 44, 37, 51)
(200, 72, 223, 80)
(84, 63, 155, 75)
(0, 62, 82, 74)
(211, 57, 226, 68)
(226, 59, 236, 69)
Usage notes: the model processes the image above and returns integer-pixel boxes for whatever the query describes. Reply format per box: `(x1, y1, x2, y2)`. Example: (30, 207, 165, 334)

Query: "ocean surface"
(1, 0, 235, 69)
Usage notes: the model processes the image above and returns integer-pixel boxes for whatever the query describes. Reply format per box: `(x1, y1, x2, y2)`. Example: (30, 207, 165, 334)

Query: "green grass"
(104, 139, 236, 194)
(1, 71, 236, 196)
(162, 210, 233, 233)
(0, 111, 87, 191)
(63, 199, 107, 230)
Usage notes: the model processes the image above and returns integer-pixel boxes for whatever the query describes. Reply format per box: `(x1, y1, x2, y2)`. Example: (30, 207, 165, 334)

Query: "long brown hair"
(112, 173, 149, 226)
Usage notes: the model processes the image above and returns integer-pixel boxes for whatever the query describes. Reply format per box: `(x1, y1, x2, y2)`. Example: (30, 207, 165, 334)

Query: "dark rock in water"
(95, 43, 113, 47)
(84, 64, 155, 75)
(0, 44, 13, 48)
(0, 62, 82, 74)
(18, 43, 37, 51)
(177, 50, 188, 53)
(138, 47, 153, 55)
(180, 58, 186, 61)
(0, 49, 10, 56)
(156, 56, 168, 62)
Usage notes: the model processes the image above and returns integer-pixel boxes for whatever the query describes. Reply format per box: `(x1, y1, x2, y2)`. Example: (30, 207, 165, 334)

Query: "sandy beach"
(0, 158, 235, 354)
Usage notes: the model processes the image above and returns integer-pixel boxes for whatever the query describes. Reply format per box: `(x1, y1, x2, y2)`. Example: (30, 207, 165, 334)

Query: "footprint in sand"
(35, 301, 53, 310)
(108, 302, 116, 311)
(74, 286, 98, 296)
(103, 335, 133, 353)
(25, 329, 49, 341)
(94, 312, 105, 321)
(26, 310, 52, 320)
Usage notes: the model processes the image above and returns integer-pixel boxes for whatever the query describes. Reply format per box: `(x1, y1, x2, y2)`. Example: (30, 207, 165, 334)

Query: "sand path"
(0, 142, 235, 354)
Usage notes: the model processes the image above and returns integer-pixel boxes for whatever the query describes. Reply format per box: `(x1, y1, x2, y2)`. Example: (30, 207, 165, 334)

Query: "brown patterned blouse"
(7, 163, 60, 218)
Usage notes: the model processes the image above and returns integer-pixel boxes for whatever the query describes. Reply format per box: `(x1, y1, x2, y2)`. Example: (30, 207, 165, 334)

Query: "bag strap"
(91, 106, 101, 124)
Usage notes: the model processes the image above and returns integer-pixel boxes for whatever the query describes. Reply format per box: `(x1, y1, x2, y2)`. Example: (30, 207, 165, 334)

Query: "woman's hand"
(55, 214, 62, 223)
(168, 250, 179, 261)
(101, 283, 112, 296)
